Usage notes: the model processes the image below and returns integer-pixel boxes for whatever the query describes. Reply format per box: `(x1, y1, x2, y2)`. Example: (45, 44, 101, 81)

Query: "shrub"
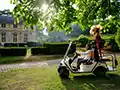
(4, 43, 18, 47)
(77, 35, 89, 47)
(31, 43, 76, 55)
(115, 28, 120, 48)
(27, 42, 43, 47)
(104, 40, 110, 47)
(0, 48, 26, 56)
(44, 43, 76, 55)
(31, 47, 48, 55)
(4, 43, 27, 47)
(19, 43, 27, 47)
(109, 39, 119, 52)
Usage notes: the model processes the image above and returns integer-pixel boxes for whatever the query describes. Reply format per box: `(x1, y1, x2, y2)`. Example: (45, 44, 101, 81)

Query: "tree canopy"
(10, 0, 120, 33)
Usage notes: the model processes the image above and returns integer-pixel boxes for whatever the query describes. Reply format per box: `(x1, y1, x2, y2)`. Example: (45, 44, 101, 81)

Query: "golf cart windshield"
(63, 42, 73, 59)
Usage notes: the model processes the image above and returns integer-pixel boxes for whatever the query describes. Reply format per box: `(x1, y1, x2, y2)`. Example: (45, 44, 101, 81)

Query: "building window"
(13, 24, 17, 28)
(13, 33, 17, 42)
(1, 32, 6, 42)
(24, 33, 28, 42)
(1, 24, 6, 28)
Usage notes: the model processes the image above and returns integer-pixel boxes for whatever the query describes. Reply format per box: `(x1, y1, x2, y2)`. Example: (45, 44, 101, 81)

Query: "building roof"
(0, 15, 23, 24)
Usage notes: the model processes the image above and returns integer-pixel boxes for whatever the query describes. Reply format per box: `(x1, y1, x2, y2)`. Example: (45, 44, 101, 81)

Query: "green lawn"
(0, 57, 120, 90)
(0, 55, 64, 64)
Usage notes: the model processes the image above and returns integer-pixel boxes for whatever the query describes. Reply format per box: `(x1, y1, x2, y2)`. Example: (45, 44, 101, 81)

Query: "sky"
(0, 0, 15, 11)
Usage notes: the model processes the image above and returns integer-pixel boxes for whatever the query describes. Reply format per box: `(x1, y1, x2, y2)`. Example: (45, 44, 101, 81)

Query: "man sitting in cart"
(70, 43, 95, 70)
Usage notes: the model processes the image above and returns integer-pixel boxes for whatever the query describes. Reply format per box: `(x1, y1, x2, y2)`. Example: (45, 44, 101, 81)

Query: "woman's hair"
(96, 28, 100, 33)
(90, 24, 102, 35)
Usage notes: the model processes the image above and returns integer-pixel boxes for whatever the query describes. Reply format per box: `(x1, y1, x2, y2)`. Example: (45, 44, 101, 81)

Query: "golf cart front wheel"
(58, 67, 69, 78)
(93, 66, 107, 76)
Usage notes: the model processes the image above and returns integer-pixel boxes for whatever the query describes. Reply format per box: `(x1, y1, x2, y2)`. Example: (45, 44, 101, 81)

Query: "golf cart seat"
(83, 59, 95, 65)
(101, 56, 112, 61)
(102, 58, 111, 61)
(81, 49, 95, 65)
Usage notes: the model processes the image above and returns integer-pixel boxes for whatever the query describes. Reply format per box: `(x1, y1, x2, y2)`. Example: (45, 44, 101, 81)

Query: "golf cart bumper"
(107, 66, 116, 71)
(102, 54, 118, 72)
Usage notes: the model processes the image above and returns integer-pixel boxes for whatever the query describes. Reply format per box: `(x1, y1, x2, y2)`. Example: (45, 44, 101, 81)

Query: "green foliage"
(111, 44, 119, 52)
(110, 39, 119, 52)
(107, 38, 119, 52)
(102, 34, 115, 40)
(10, 0, 120, 32)
(77, 35, 89, 47)
(115, 28, 120, 48)
(102, 24, 117, 34)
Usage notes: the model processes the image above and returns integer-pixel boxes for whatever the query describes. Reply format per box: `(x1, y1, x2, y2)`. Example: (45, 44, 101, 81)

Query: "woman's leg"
(99, 48, 102, 59)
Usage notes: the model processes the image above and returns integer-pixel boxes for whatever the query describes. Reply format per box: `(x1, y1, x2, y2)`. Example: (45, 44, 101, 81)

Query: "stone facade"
(0, 16, 36, 44)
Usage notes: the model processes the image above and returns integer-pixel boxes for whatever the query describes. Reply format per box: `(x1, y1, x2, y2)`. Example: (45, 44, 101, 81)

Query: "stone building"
(0, 15, 36, 45)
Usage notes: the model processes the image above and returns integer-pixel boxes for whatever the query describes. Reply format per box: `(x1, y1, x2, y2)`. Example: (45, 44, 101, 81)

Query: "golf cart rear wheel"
(93, 66, 107, 76)
(58, 67, 69, 78)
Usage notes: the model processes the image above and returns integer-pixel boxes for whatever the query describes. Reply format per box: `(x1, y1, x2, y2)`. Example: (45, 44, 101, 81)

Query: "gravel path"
(0, 52, 120, 72)
(0, 59, 61, 72)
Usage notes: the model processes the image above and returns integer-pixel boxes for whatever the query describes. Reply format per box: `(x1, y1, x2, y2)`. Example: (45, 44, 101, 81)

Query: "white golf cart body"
(58, 42, 118, 77)
(61, 55, 116, 72)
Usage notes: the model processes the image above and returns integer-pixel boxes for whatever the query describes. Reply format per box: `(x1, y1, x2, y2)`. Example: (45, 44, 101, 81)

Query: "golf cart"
(57, 41, 118, 77)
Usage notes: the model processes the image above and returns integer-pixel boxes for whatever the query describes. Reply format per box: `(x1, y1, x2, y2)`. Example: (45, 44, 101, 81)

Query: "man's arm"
(76, 50, 92, 55)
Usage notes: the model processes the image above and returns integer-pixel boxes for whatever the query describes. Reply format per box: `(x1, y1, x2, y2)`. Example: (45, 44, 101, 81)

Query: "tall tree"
(10, 0, 120, 33)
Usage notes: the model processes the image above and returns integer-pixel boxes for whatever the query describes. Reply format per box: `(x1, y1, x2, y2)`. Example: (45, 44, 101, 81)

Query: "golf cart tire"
(58, 67, 69, 78)
(93, 66, 107, 76)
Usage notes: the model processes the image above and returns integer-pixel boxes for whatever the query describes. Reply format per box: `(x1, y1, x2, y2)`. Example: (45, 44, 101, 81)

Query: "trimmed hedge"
(32, 43, 76, 55)
(31, 47, 48, 55)
(27, 42, 43, 47)
(109, 39, 119, 52)
(0, 48, 26, 56)
(47, 44, 76, 54)
(0, 43, 76, 56)
(104, 38, 120, 52)
(4, 43, 27, 47)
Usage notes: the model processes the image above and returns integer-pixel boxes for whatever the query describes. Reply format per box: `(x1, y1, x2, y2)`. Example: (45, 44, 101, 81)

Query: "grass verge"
(0, 55, 63, 64)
